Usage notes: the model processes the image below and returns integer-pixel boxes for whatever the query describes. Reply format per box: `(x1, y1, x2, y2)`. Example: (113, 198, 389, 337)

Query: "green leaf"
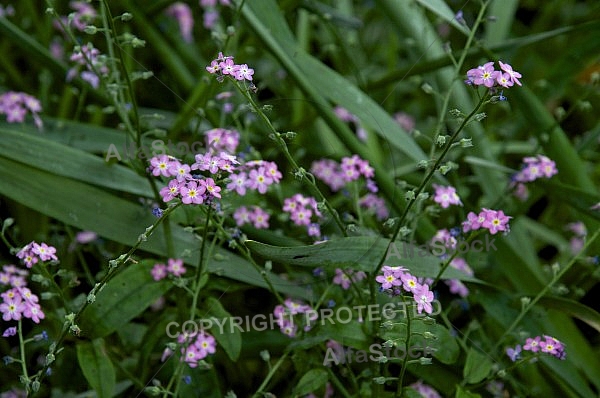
(455, 385, 482, 398)
(203, 296, 242, 361)
(294, 368, 329, 396)
(415, 0, 470, 36)
(76, 339, 116, 398)
(538, 296, 600, 334)
(79, 260, 172, 338)
(0, 156, 310, 299)
(0, 126, 153, 197)
(430, 324, 460, 365)
(247, 237, 481, 282)
(462, 348, 493, 384)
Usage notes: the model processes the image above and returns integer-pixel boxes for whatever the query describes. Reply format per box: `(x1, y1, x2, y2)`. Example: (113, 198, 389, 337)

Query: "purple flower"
(506, 344, 522, 362)
(2, 326, 17, 337)
(414, 285, 434, 314)
(498, 61, 522, 86)
(432, 184, 463, 208)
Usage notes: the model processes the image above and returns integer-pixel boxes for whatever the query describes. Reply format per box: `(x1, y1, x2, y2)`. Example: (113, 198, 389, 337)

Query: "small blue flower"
(152, 207, 163, 218)
(327, 299, 336, 308)
(506, 345, 522, 362)
(449, 227, 462, 237)
(183, 375, 192, 385)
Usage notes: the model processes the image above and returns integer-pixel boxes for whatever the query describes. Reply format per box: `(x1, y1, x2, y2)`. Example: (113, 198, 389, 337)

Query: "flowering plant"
(0, 1, 599, 397)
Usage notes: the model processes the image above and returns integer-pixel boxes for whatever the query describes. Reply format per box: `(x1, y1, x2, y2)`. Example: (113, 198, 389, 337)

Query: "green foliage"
(0, 0, 599, 397)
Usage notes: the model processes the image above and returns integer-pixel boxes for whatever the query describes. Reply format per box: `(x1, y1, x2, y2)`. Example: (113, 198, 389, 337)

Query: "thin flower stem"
(373, 93, 489, 276)
(207, 211, 286, 305)
(234, 80, 348, 236)
(395, 296, 413, 398)
(18, 320, 30, 389)
(190, 205, 213, 321)
(431, 231, 483, 288)
(31, 203, 182, 390)
(252, 351, 289, 398)
(493, 227, 600, 353)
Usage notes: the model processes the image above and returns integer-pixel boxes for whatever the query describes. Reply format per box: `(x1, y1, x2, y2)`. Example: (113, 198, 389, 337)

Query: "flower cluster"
(358, 193, 389, 221)
(511, 155, 558, 200)
(206, 52, 254, 82)
(332, 268, 367, 290)
(205, 128, 240, 154)
(226, 159, 282, 195)
(179, 331, 217, 368)
(1, 265, 45, 325)
(334, 105, 368, 141)
(67, 43, 109, 89)
(283, 194, 322, 237)
(152, 152, 236, 204)
(54, 1, 97, 33)
(233, 206, 270, 229)
(432, 184, 463, 208)
(513, 155, 557, 183)
(466, 60, 522, 89)
(311, 155, 375, 192)
(444, 258, 473, 298)
(16, 241, 58, 268)
(506, 335, 566, 361)
(273, 298, 313, 337)
(462, 208, 511, 235)
(199, 0, 231, 30)
(375, 266, 435, 314)
(565, 221, 587, 255)
(151, 258, 186, 281)
(165, 3, 194, 43)
(0, 91, 43, 129)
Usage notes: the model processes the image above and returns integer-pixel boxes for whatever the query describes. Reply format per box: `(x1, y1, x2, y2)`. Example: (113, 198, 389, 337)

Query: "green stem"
(234, 79, 348, 236)
(373, 93, 489, 276)
(18, 320, 30, 389)
(493, 227, 600, 353)
(32, 203, 182, 390)
(395, 296, 413, 398)
(252, 351, 289, 398)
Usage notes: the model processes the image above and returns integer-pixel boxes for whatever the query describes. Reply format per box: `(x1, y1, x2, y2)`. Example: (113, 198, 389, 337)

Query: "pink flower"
(375, 269, 402, 290)
(462, 211, 486, 233)
(481, 208, 511, 235)
(23, 302, 45, 324)
(32, 242, 58, 262)
(167, 258, 186, 277)
(250, 207, 269, 229)
(401, 272, 421, 293)
(233, 206, 252, 227)
(0, 297, 25, 321)
(235, 64, 254, 81)
(180, 181, 206, 204)
(498, 61, 522, 86)
(414, 285, 434, 314)
(150, 155, 172, 177)
(227, 172, 248, 195)
(410, 380, 442, 398)
(160, 179, 182, 202)
(219, 58, 239, 76)
(165, 3, 194, 43)
(194, 332, 217, 357)
(247, 167, 272, 194)
(432, 184, 462, 208)
(523, 336, 541, 352)
(151, 263, 167, 281)
(202, 177, 221, 198)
